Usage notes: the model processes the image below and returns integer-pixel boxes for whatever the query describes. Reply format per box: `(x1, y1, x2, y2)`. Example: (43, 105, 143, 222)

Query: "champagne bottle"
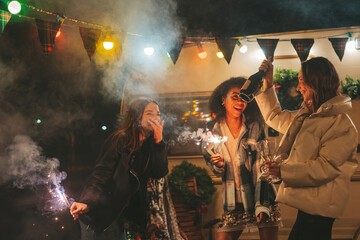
(239, 70, 265, 102)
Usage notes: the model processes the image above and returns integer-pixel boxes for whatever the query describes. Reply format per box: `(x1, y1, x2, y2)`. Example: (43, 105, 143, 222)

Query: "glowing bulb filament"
(103, 41, 114, 50)
(144, 47, 155, 56)
(8, 1, 21, 14)
(198, 51, 207, 59)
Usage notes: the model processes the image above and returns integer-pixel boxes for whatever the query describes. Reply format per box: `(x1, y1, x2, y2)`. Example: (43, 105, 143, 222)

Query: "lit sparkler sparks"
(54, 186, 70, 207)
(203, 131, 227, 156)
(45, 183, 72, 213)
(176, 128, 228, 155)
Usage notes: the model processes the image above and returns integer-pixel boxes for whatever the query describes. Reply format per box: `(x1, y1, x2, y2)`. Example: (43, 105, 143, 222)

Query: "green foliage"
(168, 161, 216, 209)
(341, 75, 360, 99)
(273, 68, 302, 110)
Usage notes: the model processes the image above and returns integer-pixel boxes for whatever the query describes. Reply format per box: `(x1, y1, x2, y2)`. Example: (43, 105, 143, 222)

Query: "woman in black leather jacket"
(70, 98, 168, 240)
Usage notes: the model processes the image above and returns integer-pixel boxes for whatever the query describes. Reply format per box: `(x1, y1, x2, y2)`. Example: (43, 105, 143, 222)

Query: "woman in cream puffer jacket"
(255, 57, 358, 240)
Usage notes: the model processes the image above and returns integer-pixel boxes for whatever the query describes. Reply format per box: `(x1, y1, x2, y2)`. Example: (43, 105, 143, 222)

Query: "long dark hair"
(301, 57, 340, 111)
(209, 77, 263, 124)
(110, 98, 158, 152)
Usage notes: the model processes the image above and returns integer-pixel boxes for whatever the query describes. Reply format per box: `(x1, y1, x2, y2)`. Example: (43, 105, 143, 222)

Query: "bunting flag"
(291, 39, 314, 62)
(79, 27, 102, 60)
(215, 37, 238, 64)
(164, 37, 185, 64)
(0, 10, 11, 35)
(328, 38, 348, 61)
(256, 39, 279, 62)
(35, 19, 62, 55)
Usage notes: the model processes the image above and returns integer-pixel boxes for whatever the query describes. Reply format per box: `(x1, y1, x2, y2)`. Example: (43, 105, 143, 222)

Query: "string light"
(144, 46, 155, 56)
(101, 125, 107, 131)
(196, 42, 207, 59)
(103, 41, 114, 50)
(56, 31, 61, 38)
(239, 44, 248, 53)
(216, 50, 224, 58)
(8, 1, 21, 14)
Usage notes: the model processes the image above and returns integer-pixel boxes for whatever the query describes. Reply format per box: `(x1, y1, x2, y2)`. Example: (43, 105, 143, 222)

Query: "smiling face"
(141, 102, 160, 133)
(222, 87, 247, 119)
(297, 69, 316, 110)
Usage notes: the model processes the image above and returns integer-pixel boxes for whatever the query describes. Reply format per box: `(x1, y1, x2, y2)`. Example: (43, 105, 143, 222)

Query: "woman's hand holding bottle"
(259, 57, 274, 90)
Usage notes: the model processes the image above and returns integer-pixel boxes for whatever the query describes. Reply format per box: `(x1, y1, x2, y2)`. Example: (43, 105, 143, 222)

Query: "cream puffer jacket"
(255, 86, 358, 218)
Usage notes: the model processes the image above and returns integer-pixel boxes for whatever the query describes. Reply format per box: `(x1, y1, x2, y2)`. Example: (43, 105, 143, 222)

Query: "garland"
(273, 68, 302, 111)
(168, 161, 216, 209)
(342, 75, 360, 99)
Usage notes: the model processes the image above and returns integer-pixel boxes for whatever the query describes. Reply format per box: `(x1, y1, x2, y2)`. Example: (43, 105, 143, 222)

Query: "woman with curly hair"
(202, 77, 280, 240)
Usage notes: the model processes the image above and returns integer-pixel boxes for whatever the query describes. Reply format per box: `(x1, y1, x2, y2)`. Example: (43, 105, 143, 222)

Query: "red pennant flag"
(164, 37, 185, 64)
(79, 27, 102, 60)
(328, 38, 348, 61)
(256, 39, 279, 62)
(0, 10, 11, 35)
(35, 19, 62, 55)
(291, 39, 314, 62)
(215, 38, 238, 64)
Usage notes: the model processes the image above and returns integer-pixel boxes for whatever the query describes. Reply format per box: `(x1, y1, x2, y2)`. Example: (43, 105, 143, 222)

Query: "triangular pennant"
(291, 39, 314, 62)
(215, 38, 238, 64)
(256, 39, 279, 62)
(35, 19, 62, 55)
(0, 10, 11, 35)
(328, 38, 348, 61)
(79, 27, 102, 60)
(164, 37, 185, 64)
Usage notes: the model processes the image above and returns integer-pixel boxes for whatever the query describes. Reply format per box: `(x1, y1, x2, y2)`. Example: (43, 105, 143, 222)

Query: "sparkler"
(54, 185, 70, 207)
(45, 171, 72, 214)
(203, 131, 227, 156)
(177, 127, 228, 155)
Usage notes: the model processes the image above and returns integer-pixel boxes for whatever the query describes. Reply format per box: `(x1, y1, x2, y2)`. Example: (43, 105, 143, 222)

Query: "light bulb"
(347, 40, 356, 50)
(198, 51, 207, 59)
(103, 41, 114, 50)
(144, 47, 154, 56)
(239, 45, 248, 53)
(217, 51, 224, 58)
(8, 1, 21, 14)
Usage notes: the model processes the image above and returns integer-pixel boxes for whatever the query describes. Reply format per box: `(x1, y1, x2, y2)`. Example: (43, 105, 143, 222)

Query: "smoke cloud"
(0, 135, 69, 212)
(0, 135, 65, 188)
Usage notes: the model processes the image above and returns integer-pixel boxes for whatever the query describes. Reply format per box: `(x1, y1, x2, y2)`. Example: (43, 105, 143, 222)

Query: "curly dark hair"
(209, 77, 263, 124)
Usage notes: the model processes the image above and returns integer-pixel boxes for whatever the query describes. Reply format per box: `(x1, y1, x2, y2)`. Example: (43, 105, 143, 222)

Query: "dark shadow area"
(0, 169, 93, 240)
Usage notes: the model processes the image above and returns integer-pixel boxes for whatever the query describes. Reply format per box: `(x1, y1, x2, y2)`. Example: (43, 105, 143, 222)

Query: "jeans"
(288, 210, 335, 240)
(79, 220, 126, 240)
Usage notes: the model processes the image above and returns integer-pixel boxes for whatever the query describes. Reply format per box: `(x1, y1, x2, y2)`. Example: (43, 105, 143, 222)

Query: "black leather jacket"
(79, 135, 168, 232)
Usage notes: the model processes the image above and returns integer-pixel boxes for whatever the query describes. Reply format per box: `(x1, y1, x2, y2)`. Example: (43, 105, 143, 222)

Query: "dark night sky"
(176, 0, 360, 36)
(2, 0, 360, 37)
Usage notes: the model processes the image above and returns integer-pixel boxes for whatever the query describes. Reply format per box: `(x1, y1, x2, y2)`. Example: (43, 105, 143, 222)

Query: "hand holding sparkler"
(204, 131, 227, 156)
(70, 202, 89, 220)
